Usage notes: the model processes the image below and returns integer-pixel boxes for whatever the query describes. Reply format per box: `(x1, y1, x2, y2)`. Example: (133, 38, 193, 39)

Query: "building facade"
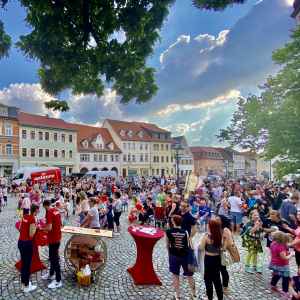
(0, 104, 20, 176)
(71, 124, 122, 175)
(292, 0, 300, 24)
(172, 136, 193, 178)
(103, 119, 173, 177)
(18, 112, 78, 175)
(190, 147, 225, 177)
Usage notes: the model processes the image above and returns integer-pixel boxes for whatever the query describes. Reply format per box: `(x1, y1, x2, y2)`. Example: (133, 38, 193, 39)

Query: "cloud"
(0, 83, 59, 117)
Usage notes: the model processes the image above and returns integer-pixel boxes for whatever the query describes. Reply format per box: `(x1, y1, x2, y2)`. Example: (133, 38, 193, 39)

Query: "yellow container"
(77, 271, 91, 286)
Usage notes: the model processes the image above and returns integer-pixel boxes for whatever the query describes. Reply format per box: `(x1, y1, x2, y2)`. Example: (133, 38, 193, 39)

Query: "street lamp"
(173, 143, 184, 189)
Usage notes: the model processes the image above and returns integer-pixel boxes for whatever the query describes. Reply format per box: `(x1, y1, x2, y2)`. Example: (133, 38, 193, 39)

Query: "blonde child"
(269, 231, 293, 299)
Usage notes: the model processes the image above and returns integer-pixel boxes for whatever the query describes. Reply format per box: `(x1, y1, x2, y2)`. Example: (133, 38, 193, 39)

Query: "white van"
(13, 167, 61, 186)
(83, 170, 118, 182)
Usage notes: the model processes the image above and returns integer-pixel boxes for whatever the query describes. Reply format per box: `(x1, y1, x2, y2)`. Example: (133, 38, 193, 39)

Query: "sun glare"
(285, 0, 294, 6)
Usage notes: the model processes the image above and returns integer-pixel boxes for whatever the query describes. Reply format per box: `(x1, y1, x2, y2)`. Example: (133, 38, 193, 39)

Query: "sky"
(0, 0, 296, 146)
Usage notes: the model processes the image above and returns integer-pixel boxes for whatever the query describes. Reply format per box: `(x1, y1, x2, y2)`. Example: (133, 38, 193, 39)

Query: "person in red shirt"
(42, 200, 62, 289)
(18, 204, 39, 293)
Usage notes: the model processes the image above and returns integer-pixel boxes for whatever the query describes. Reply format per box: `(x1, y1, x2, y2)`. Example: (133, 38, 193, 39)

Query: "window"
(111, 155, 114, 162)
(140, 144, 143, 151)
(153, 144, 159, 151)
(123, 143, 127, 150)
(38, 149, 43, 157)
(38, 131, 43, 140)
(94, 154, 98, 161)
(166, 144, 169, 151)
(123, 155, 127, 162)
(5, 123, 12, 136)
(30, 148, 35, 157)
(45, 149, 49, 157)
(54, 132, 58, 141)
(140, 154, 144, 162)
(54, 150, 58, 158)
(128, 130, 133, 137)
(132, 143, 135, 150)
(99, 154, 102, 162)
(145, 154, 148, 162)
(6, 144, 12, 155)
(145, 144, 148, 151)
(30, 131, 35, 140)
(104, 155, 107, 162)
(161, 144, 164, 151)
(161, 156, 164, 163)
(69, 150, 73, 158)
(166, 156, 169, 163)
(80, 154, 90, 162)
(45, 132, 49, 141)
(128, 154, 131, 162)
(69, 134, 73, 143)
(61, 134, 65, 143)
(22, 148, 27, 157)
(132, 155, 136, 162)
(62, 150, 65, 158)
(22, 130, 27, 139)
(115, 155, 119, 162)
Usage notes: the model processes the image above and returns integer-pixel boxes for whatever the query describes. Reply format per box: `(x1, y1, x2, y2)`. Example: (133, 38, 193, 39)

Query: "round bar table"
(127, 225, 164, 285)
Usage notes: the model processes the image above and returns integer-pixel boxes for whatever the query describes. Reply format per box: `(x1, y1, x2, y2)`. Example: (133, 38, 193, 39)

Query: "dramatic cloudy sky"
(0, 0, 296, 146)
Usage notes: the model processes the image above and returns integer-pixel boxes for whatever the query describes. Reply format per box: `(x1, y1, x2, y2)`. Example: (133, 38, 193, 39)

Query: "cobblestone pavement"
(0, 198, 289, 300)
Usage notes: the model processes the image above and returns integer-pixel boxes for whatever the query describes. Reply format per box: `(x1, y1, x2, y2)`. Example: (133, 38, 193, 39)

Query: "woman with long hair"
(200, 218, 223, 300)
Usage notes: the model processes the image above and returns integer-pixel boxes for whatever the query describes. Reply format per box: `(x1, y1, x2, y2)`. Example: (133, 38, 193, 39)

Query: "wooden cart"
(62, 226, 112, 282)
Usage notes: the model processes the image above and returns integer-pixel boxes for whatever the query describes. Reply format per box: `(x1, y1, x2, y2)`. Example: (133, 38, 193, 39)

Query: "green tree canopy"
(193, 0, 246, 11)
(218, 26, 300, 178)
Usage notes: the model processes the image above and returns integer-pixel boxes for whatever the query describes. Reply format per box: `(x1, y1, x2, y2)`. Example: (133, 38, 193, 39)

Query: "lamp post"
(173, 143, 184, 189)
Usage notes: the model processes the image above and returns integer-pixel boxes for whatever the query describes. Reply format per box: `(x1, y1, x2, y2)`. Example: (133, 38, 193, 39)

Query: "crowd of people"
(7, 174, 300, 299)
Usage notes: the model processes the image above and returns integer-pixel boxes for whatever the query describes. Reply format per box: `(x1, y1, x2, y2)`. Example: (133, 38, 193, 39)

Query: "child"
(269, 231, 293, 299)
(198, 197, 211, 232)
(241, 210, 264, 273)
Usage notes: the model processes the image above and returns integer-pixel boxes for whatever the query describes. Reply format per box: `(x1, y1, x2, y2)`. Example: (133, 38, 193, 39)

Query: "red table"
(15, 224, 47, 274)
(127, 225, 164, 285)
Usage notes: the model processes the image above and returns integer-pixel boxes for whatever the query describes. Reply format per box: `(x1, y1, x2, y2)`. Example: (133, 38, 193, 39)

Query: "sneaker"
(245, 266, 255, 273)
(23, 282, 37, 293)
(255, 266, 263, 274)
(270, 285, 280, 293)
(223, 287, 230, 295)
(48, 280, 62, 289)
(41, 272, 55, 280)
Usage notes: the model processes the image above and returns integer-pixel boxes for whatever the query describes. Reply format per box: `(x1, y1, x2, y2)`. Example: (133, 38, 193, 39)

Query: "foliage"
(193, 0, 246, 10)
(0, 21, 11, 58)
(45, 100, 69, 112)
(218, 26, 300, 178)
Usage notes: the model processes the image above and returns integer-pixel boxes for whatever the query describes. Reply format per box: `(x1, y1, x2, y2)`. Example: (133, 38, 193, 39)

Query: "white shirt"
(228, 196, 242, 213)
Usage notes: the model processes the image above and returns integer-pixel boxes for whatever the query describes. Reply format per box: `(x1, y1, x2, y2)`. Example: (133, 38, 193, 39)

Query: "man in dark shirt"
(180, 201, 196, 237)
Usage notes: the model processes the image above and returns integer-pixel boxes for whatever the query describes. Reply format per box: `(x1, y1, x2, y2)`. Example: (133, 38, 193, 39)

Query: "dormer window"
(108, 142, 114, 150)
(82, 140, 89, 148)
(120, 129, 125, 137)
(128, 130, 133, 137)
(138, 131, 144, 138)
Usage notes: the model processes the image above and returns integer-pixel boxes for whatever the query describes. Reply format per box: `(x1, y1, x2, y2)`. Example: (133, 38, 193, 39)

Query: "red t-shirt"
(46, 207, 62, 244)
(19, 215, 36, 241)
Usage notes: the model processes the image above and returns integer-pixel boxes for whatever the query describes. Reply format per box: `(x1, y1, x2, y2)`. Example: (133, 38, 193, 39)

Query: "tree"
(218, 26, 300, 178)
(193, 0, 246, 11)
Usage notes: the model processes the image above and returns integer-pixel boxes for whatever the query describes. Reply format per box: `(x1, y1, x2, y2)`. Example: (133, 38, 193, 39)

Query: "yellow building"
(103, 119, 173, 177)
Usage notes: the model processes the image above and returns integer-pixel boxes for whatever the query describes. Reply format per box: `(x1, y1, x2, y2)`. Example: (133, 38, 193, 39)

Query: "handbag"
(186, 231, 198, 273)
(226, 240, 240, 263)
(221, 249, 233, 266)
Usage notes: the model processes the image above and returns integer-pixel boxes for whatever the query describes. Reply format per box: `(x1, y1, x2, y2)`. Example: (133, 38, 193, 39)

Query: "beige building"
(70, 123, 122, 175)
(103, 119, 173, 177)
(19, 112, 78, 175)
(190, 147, 225, 177)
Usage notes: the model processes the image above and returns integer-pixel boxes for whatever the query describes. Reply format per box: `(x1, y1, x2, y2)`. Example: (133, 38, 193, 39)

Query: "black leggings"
(18, 240, 33, 286)
(271, 274, 289, 293)
(220, 265, 229, 288)
(204, 255, 223, 300)
(114, 211, 122, 227)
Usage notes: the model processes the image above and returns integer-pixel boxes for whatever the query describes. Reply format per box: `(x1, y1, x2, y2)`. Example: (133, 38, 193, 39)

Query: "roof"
(18, 112, 76, 131)
(292, 0, 300, 17)
(105, 119, 172, 142)
(70, 123, 121, 153)
(190, 146, 224, 160)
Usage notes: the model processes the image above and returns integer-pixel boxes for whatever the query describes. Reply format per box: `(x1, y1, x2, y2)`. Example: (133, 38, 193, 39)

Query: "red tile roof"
(105, 119, 172, 142)
(18, 112, 75, 131)
(70, 123, 121, 153)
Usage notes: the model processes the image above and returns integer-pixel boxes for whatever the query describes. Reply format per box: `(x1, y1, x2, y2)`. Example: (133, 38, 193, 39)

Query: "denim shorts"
(169, 254, 193, 276)
(231, 212, 243, 225)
